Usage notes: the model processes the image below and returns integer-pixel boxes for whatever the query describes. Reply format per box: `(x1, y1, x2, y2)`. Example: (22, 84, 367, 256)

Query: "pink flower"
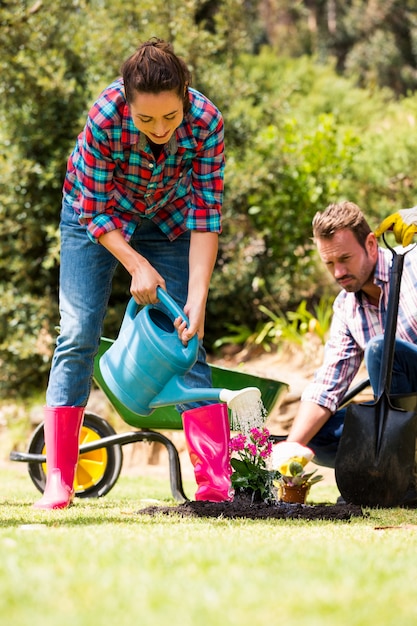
(229, 433, 246, 452)
(250, 427, 263, 440)
(260, 444, 272, 459)
(230, 427, 272, 466)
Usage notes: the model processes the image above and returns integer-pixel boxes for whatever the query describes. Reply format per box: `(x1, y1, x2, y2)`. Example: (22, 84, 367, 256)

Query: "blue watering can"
(99, 287, 260, 416)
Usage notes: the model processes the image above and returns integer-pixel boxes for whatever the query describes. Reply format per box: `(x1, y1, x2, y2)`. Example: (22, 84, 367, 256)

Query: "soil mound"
(138, 498, 364, 521)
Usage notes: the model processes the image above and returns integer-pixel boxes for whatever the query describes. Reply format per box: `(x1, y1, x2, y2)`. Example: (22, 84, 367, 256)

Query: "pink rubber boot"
(34, 406, 84, 510)
(182, 403, 234, 502)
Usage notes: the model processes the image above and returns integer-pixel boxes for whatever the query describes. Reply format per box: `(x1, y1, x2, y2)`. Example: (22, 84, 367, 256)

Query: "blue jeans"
(308, 334, 417, 467)
(46, 200, 212, 411)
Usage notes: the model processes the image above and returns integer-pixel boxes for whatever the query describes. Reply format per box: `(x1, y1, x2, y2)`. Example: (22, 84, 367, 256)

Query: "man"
(273, 202, 417, 496)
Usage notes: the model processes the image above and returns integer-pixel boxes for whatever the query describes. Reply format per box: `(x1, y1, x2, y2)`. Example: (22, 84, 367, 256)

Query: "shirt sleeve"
(301, 305, 364, 412)
(74, 117, 124, 243)
(185, 113, 224, 233)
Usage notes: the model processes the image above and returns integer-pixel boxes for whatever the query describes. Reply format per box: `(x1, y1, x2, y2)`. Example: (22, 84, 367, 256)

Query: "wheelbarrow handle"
(339, 377, 371, 408)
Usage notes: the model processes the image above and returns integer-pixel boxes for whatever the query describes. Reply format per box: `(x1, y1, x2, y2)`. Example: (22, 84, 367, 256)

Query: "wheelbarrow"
(10, 339, 288, 503)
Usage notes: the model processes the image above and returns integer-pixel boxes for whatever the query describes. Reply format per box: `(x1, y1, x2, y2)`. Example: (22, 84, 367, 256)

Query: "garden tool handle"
(377, 233, 414, 397)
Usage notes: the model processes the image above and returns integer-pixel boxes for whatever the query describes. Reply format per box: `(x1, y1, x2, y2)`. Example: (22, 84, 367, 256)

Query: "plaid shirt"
(302, 245, 417, 412)
(63, 79, 224, 243)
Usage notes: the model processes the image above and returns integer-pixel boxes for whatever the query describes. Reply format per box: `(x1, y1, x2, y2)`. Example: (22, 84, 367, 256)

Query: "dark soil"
(138, 495, 364, 521)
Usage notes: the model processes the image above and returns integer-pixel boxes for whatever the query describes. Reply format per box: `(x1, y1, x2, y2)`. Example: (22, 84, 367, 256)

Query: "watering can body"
(99, 288, 218, 416)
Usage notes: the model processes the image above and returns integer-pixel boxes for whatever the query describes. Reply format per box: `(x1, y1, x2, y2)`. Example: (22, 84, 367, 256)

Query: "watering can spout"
(149, 376, 222, 408)
(219, 386, 261, 410)
(149, 377, 261, 410)
(99, 287, 262, 416)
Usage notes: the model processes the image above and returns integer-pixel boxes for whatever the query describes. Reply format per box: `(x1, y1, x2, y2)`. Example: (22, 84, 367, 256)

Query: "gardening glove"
(272, 441, 314, 476)
(375, 206, 417, 247)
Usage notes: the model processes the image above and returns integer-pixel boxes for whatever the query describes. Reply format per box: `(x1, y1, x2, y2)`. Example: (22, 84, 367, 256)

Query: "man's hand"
(375, 206, 417, 246)
(272, 441, 314, 475)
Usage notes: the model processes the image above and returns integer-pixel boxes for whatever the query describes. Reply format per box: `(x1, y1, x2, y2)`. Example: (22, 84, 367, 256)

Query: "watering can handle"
(119, 288, 198, 354)
(122, 288, 191, 330)
(156, 286, 190, 325)
(156, 287, 199, 354)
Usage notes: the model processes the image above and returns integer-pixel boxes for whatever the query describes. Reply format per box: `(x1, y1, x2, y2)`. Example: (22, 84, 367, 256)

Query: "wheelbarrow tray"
(93, 337, 288, 430)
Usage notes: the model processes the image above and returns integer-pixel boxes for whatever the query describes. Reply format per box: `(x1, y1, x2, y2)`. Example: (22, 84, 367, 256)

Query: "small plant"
(274, 457, 324, 504)
(277, 460, 324, 488)
(212, 296, 335, 354)
(229, 427, 279, 503)
(257, 296, 335, 348)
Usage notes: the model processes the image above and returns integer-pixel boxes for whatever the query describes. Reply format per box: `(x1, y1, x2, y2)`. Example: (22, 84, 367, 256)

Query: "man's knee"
(364, 334, 384, 363)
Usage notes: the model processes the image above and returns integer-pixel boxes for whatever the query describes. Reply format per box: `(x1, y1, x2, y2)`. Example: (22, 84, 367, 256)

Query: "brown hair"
(312, 201, 372, 249)
(121, 38, 192, 113)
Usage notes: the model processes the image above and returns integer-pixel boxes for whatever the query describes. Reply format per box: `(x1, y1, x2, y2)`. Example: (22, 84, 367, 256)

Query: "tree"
(2, 0, 417, 394)
(0, 0, 264, 395)
(0, 0, 94, 395)
(261, 0, 417, 95)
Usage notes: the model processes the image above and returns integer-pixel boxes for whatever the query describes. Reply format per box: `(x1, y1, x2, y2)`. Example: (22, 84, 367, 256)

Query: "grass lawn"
(1, 466, 417, 626)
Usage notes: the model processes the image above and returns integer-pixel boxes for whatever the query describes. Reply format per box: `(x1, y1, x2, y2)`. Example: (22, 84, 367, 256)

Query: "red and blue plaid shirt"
(63, 79, 224, 243)
(302, 245, 417, 412)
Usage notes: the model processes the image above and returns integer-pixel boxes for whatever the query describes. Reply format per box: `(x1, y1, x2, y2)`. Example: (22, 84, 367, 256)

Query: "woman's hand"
(129, 260, 166, 305)
(174, 299, 206, 345)
(173, 231, 218, 344)
(99, 229, 165, 304)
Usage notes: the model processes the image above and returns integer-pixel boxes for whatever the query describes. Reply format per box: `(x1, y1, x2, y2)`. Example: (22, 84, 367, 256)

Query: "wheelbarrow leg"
(165, 439, 188, 503)
(82, 429, 189, 503)
(137, 431, 188, 503)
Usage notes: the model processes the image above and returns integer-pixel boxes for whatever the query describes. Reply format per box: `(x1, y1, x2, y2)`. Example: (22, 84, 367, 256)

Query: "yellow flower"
(278, 455, 311, 476)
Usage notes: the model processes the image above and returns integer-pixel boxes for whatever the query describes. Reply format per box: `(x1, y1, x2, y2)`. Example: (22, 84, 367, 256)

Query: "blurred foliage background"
(2, 0, 417, 397)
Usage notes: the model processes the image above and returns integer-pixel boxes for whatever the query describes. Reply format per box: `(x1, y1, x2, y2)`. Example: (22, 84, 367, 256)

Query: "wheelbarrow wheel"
(27, 412, 123, 498)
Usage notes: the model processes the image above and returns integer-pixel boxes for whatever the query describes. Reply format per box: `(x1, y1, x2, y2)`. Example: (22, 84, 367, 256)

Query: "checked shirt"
(63, 79, 225, 244)
(302, 245, 417, 412)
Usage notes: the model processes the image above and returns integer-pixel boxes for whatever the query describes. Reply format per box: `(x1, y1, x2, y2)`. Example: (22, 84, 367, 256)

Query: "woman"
(36, 38, 231, 509)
